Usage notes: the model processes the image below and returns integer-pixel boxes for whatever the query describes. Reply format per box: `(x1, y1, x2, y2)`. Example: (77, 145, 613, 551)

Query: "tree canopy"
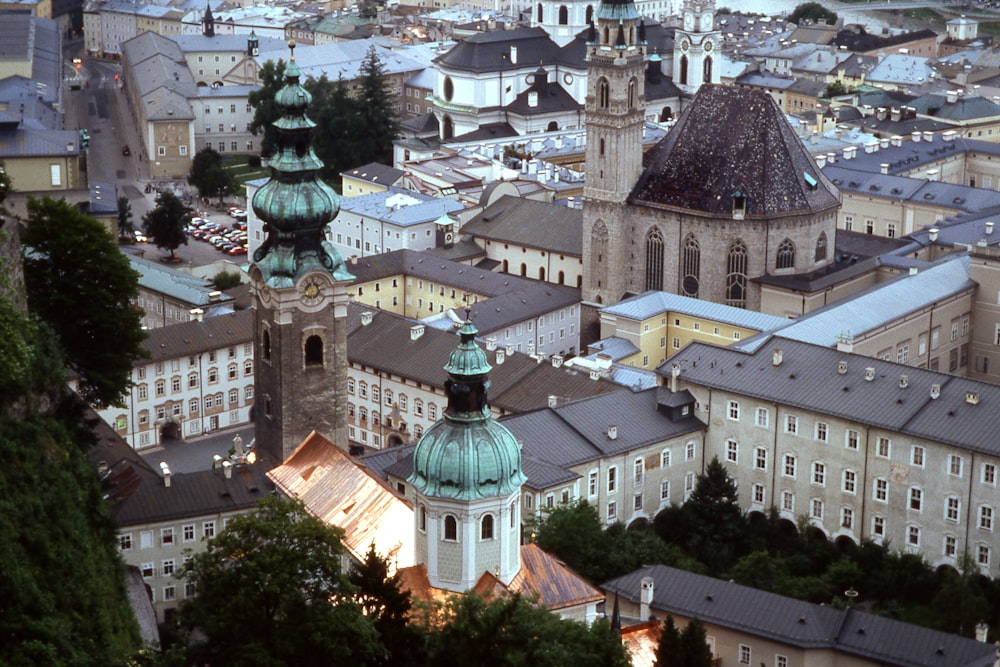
(20, 197, 146, 408)
(177, 496, 380, 666)
(788, 2, 837, 25)
(0, 259, 141, 664)
(249, 48, 400, 176)
(116, 194, 134, 241)
(187, 146, 234, 200)
(142, 191, 189, 261)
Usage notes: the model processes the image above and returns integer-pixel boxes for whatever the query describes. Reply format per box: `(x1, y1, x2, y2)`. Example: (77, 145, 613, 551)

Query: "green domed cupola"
(408, 315, 527, 501)
(251, 41, 353, 288)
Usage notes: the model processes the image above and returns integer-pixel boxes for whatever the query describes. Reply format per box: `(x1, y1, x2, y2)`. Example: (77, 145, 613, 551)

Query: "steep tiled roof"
(604, 565, 996, 667)
(601, 290, 788, 332)
(632, 85, 840, 219)
(462, 195, 582, 255)
(140, 310, 252, 364)
(434, 27, 566, 72)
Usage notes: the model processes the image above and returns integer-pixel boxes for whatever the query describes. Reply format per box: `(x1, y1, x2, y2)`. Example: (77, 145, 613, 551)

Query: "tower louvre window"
(776, 238, 795, 269)
(304, 335, 323, 366)
(444, 515, 458, 541)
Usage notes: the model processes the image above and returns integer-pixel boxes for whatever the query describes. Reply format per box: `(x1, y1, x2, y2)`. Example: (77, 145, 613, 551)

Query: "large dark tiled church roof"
(631, 85, 840, 219)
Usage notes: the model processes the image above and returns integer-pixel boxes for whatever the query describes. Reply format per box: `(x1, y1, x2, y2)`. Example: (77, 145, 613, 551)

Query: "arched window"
(599, 137, 605, 156)
(703, 55, 713, 83)
(660, 106, 673, 122)
(776, 238, 795, 270)
(262, 328, 271, 361)
(546, 121, 559, 132)
(419, 505, 427, 532)
(442, 115, 454, 140)
(304, 334, 323, 366)
(815, 231, 828, 262)
(536, 2, 543, 22)
(681, 233, 700, 297)
(590, 221, 608, 289)
(597, 77, 609, 109)
(444, 515, 458, 541)
(502, 259, 509, 272)
(510, 500, 518, 527)
(726, 239, 748, 308)
(558, 5, 568, 24)
(645, 228, 664, 292)
(558, 270, 565, 285)
(679, 55, 688, 86)
(603, 26, 609, 44)
(520, 263, 527, 277)
(481, 514, 494, 540)
(539, 267, 546, 281)
(585, 4, 593, 24)
(628, 77, 637, 108)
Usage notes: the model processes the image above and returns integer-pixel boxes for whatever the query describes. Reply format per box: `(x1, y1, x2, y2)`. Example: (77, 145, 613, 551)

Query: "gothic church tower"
(407, 315, 526, 592)
(672, 0, 720, 94)
(249, 43, 355, 464)
(582, 0, 646, 305)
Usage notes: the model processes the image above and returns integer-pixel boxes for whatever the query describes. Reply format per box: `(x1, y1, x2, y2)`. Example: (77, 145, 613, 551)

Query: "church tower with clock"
(248, 42, 355, 465)
(673, 0, 720, 94)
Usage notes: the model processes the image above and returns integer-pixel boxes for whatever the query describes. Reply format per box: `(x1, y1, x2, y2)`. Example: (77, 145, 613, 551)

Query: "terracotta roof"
(620, 620, 662, 667)
(267, 431, 415, 567)
(632, 84, 840, 220)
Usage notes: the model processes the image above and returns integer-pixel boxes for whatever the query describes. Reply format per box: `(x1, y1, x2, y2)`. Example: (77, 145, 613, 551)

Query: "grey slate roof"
(434, 27, 566, 72)
(140, 310, 252, 364)
(603, 565, 996, 667)
(342, 161, 405, 188)
(0, 123, 78, 158)
(632, 85, 840, 219)
(600, 290, 788, 332)
(664, 338, 1000, 455)
(770, 254, 976, 348)
(588, 336, 639, 361)
(130, 254, 235, 307)
(339, 186, 463, 226)
(461, 195, 582, 256)
(172, 33, 286, 54)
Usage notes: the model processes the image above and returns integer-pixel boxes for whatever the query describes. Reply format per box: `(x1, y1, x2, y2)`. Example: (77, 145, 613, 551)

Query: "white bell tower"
(673, 0, 720, 94)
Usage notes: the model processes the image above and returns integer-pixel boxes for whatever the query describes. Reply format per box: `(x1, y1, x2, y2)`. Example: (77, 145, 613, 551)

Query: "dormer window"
(732, 188, 747, 220)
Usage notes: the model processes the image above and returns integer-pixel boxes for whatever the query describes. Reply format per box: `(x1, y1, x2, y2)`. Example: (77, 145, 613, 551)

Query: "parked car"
(228, 245, 248, 256)
(229, 208, 247, 221)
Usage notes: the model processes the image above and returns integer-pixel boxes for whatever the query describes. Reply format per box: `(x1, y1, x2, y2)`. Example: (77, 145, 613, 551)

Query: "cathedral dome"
(408, 318, 526, 501)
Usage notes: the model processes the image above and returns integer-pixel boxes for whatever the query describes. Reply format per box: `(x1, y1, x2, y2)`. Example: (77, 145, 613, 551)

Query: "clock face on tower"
(299, 275, 324, 305)
(684, 12, 693, 31)
(704, 39, 713, 52)
(702, 11, 713, 30)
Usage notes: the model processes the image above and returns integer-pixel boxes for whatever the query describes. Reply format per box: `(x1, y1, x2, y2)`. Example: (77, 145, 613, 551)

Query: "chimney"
(506, 344, 515, 356)
(923, 131, 933, 142)
(361, 311, 374, 326)
(190, 308, 204, 322)
(510, 45, 518, 64)
(410, 324, 425, 340)
(160, 462, 172, 487)
(879, 138, 889, 149)
(864, 367, 876, 382)
(890, 135, 903, 147)
(528, 91, 538, 108)
(912, 130, 922, 143)
(899, 374, 909, 388)
(947, 90, 958, 103)
(222, 460, 233, 479)
(772, 348, 783, 366)
(551, 354, 563, 368)
(966, 391, 980, 405)
(670, 363, 681, 393)
(930, 383, 941, 399)
(976, 623, 989, 643)
(527, 341, 536, 355)
(208, 290, 222, 303)
(496, 348, 506, 364)
(838, 360, 848, 375)
(590, 370, 601, 380)
(987, 222, 995, 235)
(607, 424, 618, 440)
(485, 336, 498, 351)
(816, 154, 827, 168)
(547, 394, 558, 408)
(640, 576, 655, 620)
(929, 228, 939, 242)
(837, 333, 854, 353)
(213, 454, 223, 469)
(350, 255, 359, 265)
(880, 163, 889, 175)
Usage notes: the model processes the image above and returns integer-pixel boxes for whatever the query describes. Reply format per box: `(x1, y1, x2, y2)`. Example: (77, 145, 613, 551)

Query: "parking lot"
(134, 203, 251, 270)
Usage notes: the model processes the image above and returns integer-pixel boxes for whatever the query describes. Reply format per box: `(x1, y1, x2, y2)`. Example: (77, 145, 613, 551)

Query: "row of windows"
(585, 443, 699, 497)
(417, 504, 516, 540)
(137, 362, 253, 399)
(137, 347, 251, 379)
(130, 387, 253, 428)
(347, 381, 440, 417)
(119, 520, 221, 552)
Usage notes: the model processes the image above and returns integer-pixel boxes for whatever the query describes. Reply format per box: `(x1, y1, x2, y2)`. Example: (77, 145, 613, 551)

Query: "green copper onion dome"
(251, 41, 353, 288)
(408, 314, 527, 501)
(598, 0, 640, 22)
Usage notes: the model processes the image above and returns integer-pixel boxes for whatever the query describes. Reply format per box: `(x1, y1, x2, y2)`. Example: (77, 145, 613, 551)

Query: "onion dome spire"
(251, 40, 353, 288)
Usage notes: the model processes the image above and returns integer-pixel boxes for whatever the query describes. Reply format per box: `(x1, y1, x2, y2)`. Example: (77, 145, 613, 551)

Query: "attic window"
(732, 188, 747, 220)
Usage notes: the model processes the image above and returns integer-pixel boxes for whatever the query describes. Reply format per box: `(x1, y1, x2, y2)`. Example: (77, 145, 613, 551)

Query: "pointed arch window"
(481, 514, 495, 540)
(585, 4, 593, 24)
(590, 221, 608, 289)
(703, 55, 713, 83)
(536, 2, 543, 22)
(628, 77, 638, 108)
(262, 328, 271, 361)
(726, 239, 748, 309)
(682, 233, 700, 298)
(679, 55, 688, 85)
(645, 228, 664, 292)
(558, 5, 568, 24)
(776, 238, 795, 270)
(441, 115, 454, 140)
(597, 77, 609, 109)
(815, 231, 828, 262)
(444, 515, 458, 541)
(304, 334, 323, 366)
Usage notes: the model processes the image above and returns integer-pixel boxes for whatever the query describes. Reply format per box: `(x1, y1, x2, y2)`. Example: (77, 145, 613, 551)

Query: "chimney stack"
(930, 383, 941, 399)
(929, 228, 939, 242)
(160, 462, 172, 487)
(838, 360, 848, 375)
(864, 367, 876, 382)
(640, 576, 655, 621)
(222, 460, 233, 479)
(410, 324, 425, 340)
(899, 375, 909, 388)
(772, 348, 783, 366)
(608, 424, 618, 440)
(361, 311, 374, 326)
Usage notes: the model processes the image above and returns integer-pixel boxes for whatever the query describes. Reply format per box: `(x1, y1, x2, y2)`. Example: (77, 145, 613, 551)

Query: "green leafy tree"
(824, 81, 848, 99)
(349, 543, 424, 667)
(142, 190, 189, 261)
(355, 46, 400, 167)
(653, 614, 682, 667)
(678, 618, 713, 667)
(21, 197, 146, 408)
(116, 194, 133, 240)
(211, 270, 243, 291)
(531, 500, 609, 582)
(788, 1, 837, 25)
(187, 146, 234, 200)
(424, 593, 630, 667)
(0, 294, 142, 665)
(248, 59, 287, 157)
(307, 75, 366, 180)
(684, 456, 746, 573)
(177, 496, 380, 666)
